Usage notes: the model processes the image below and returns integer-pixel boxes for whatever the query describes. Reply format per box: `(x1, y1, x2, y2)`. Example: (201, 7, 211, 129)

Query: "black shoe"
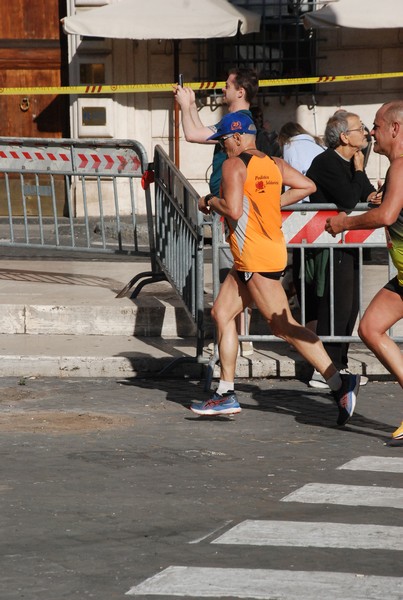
(332, 373, 360, 426)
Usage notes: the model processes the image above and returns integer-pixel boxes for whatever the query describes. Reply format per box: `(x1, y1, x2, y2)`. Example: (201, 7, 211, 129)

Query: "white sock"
(327, 372, 342, 392)
(217, 380, 234, 395)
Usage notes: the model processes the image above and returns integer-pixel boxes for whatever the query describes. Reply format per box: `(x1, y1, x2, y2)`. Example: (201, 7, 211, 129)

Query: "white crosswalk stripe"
(338, 455, 403, 472)
(126, 566, 403, 598)
(127, 456, 403, 598)
(281, 483, 403, 509)
(212, 519, 403, 550)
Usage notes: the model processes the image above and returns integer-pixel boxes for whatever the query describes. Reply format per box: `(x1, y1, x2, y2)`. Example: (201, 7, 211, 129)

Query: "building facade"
(1, 1, 401, 214)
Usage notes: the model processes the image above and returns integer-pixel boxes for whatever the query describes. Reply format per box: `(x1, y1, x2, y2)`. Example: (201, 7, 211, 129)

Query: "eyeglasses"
(218, 134, 235, 150)
(346, 124, 365, 133)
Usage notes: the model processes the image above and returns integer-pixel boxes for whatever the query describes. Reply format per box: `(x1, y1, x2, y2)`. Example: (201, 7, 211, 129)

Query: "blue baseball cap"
(207, 111, 257, 140)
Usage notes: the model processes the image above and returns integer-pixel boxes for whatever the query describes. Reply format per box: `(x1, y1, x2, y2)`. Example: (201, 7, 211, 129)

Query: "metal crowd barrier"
(210, 202, 402, 345)
(138, 144, 208, 373)
(0, 136, 153, 255)
(281, 203, 400, 342)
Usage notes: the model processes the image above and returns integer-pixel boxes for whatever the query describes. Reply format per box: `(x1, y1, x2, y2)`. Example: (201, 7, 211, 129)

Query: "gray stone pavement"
(0, 375, 401, 600)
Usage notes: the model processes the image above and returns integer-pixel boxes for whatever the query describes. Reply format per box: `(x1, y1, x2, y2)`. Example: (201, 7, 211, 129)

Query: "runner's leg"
(245, 273, 337, 381)
(211, 268, 252, 382)
(358, 287, 403, 387)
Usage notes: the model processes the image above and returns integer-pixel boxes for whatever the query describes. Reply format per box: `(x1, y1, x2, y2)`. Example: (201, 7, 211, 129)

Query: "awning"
(62, 0, 261, 39)
(304, 0, 403, 29)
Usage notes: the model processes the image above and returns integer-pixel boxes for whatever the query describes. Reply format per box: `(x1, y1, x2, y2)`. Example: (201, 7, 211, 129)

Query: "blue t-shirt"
(209, 109, 252, 196)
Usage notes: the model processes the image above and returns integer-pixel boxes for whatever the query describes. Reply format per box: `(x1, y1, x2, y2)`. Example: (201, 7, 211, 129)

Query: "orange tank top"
(227, 153, 287, 272)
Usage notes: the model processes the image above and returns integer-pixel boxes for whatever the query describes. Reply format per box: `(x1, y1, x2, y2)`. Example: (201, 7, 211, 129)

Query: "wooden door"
(0, 1, 69, 216)
(0, 0, 69, 139)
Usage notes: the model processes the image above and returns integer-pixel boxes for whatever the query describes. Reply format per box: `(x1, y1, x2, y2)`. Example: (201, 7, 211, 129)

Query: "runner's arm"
(274, 158, 316, 207)
(174, 85, 216, 143)
(325, 159, 403, 235)
(204, 157, 246, 219)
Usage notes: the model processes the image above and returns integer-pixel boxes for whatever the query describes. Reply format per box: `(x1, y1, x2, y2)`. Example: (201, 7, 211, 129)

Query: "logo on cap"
(231, 120, 242, 131)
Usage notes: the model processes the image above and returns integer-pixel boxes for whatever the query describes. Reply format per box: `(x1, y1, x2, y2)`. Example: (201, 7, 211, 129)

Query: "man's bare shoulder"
(221, 155, 247, 181)
(222, 155, 247, 168)
(382, 157, 403, 212)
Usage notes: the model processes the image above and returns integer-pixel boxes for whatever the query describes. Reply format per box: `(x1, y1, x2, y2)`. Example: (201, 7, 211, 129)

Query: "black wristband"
(204, 193, 214, 207)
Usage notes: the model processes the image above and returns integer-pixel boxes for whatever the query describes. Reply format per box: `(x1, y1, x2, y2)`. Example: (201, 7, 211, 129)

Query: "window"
(196, 0, 316, 99)
(79, 62, 105, 84)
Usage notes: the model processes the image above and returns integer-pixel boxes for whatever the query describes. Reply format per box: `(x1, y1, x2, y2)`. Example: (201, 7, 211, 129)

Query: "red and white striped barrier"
(75, 150, 141, 173)
(281, 210, 386, 245)
(0, 146, 71, 171)
(0, 145, 142, 174)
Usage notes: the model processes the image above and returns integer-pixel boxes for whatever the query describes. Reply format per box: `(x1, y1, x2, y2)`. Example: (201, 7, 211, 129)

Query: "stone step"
(0, 257, 396, 380)
(0, 258, 212, 337)
(0, 301, 202, 337)
(0, 334, 390, 380)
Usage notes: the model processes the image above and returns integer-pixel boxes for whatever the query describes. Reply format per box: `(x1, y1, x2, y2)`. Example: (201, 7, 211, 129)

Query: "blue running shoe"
(190, 391, 241, 416)
(333, 373, 360, 426)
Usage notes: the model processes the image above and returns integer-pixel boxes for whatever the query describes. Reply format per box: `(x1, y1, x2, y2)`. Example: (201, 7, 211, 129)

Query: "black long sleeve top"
(306, 148, 375, 212)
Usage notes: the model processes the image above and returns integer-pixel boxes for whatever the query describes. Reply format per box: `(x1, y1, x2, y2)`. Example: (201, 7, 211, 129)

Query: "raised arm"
(174, 85, 216, 143)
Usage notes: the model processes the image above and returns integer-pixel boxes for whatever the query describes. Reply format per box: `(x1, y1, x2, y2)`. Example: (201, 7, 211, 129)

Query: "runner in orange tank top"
(190, 112, 361, 425)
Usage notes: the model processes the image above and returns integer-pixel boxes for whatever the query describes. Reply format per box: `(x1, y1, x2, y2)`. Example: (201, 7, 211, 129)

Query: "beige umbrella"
(304, 0, 403, 29)
(62, 0, 261, 165)
(63, 0, 260, 39)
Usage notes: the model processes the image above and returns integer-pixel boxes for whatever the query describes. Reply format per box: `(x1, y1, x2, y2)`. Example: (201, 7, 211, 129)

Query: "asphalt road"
(0, 376, 402, 600)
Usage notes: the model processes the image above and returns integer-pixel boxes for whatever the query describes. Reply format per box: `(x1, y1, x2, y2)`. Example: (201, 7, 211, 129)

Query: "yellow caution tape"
(0, 71, 402, 95)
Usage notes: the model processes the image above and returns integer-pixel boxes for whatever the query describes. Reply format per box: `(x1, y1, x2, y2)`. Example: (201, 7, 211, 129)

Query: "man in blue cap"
(190, 111, 361, 426)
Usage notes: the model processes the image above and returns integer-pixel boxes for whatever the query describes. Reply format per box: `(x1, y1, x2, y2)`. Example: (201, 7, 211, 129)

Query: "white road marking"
(189, 520, 233, 544)
(128, 458, 403, 598)
(338, 456, 403, 473)
(126, 566, 403, 598)
(211, 519, 403, 550)
(281, 483, 403, 509)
